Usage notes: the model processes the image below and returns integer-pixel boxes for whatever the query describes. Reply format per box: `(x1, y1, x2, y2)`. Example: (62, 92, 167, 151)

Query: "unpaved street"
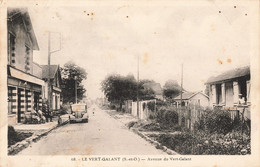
(18, 105, 165, 155)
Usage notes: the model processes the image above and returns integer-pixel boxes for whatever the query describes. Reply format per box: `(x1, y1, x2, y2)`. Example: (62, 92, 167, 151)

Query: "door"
(17, 88, 22, 123)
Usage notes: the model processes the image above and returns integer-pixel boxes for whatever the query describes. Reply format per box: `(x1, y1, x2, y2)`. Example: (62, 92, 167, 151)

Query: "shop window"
(8, 87, 13, 114)
(25, 90, 31, 112)
(34, 92, 40, 111)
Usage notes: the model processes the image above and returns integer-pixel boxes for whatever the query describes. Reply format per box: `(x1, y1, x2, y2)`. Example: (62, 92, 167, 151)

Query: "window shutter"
(233, 81, 239, 105)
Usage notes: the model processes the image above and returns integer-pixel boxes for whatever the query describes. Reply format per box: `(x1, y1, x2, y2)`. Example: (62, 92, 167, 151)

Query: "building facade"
(7, 8, 44, 125)
(206, 66, 250, 120)
(174, 91, 209, 108)
(41, 65, 62, 113)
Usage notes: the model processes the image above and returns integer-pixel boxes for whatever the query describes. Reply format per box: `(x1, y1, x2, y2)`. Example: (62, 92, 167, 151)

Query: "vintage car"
(69, 103, 89, 123)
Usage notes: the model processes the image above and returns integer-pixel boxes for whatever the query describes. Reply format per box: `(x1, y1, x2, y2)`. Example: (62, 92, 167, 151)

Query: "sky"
(28, 1, 252, 100)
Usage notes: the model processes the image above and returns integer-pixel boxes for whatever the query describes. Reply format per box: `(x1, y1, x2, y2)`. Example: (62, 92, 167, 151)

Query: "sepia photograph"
(0, 0, 260, 166)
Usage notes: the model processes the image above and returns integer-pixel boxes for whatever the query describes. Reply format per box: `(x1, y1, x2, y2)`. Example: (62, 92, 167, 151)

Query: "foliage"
(60, 103, 71, 115)
(101, 74, 156, 110)
(101, 74, 137, 110)
(139, 103, 251, 155)
(156, 133, 194, 154)
(140, 122, 162, 131)
(156, 108, 179, 127)
(196, 109, 233, 134)
(127, 121, 138, 129)
(138, 79, 156, 100)
(147, 101, 155, 111)
(8, 126, 33, 147)
(155, 131, 250, 155)
(163, 80, 183, 99)
(61, 61, 87, 103)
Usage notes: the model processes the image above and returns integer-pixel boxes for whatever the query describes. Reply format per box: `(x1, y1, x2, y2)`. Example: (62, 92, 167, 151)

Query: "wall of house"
(189, 93, 209, 108)
(209, 78, 250, 108)
(9, 15, 33, 74)
(209, 84, 216, 106)
(33, 63, 42, 78)
(131, 100, 156, 120)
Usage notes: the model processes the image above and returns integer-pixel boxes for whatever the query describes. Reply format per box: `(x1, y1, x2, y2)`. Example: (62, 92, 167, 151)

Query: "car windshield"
(71, 104, 86, 112)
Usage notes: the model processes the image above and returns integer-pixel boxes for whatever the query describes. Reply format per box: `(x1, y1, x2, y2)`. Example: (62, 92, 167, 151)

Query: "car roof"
(71, 103, 86, 106)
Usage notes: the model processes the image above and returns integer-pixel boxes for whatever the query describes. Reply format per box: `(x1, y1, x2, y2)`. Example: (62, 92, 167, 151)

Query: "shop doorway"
(17, 88, 23, 123)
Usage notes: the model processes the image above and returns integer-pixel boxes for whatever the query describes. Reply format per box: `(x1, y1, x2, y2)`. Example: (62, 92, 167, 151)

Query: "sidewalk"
(13, 120, 58, 134)
(9, 118, 60, 155)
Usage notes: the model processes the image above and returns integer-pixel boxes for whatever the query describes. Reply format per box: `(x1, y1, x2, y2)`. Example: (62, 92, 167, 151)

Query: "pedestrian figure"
(93, 108, 95, 116)
(42, 99, 49, 122)
(50, 109, 53, 122)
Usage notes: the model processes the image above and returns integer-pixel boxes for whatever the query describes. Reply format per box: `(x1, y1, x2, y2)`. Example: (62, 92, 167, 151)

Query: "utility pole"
(47, 31, 61, 121)
(180, 63, 183, 107)
(48, 32, 52, 122)
(75, 76, 77, 104)
(137, 54, 139, 118)
(178, 63, 183, 126)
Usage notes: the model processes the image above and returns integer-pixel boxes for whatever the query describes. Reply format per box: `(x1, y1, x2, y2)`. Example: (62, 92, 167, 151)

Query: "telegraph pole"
(180, 63, 183, 107)
(178, 63, 183, 126)
(137, 55, 139, 118)
(75, 76, 77, 104)
(48, 32, 52, 122)
(47, 31, 61, 121)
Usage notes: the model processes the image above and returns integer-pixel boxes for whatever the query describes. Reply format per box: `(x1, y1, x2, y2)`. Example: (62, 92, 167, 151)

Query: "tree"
(101, 74, 158, 110)
(163, 79, 182, 99)
(139, 79, 156, 100)
(61, 61, 87, 104)
(101, 74, 137, 110)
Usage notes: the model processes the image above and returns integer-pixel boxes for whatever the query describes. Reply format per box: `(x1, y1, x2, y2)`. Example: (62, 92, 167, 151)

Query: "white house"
(174, 91, 209, 108)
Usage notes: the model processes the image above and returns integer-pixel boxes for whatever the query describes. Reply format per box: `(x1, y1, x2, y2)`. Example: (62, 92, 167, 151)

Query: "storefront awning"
(9, 66, 45, 86)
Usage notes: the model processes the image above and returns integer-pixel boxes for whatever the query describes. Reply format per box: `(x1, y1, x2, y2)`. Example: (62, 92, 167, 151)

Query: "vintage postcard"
(0, 0, 260, 166)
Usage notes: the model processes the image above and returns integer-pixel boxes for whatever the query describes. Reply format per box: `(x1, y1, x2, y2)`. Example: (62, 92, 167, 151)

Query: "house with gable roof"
(205, 66, 250, 120)
(174, 91, 209, 108)
(7, 8, 45, 125)
(41, 65, 62, 113)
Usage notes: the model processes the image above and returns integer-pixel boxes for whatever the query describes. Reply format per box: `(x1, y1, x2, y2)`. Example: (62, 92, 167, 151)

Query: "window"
(25, 46, 30, 72)
(8, 87, 15, 114)
(25, 90, 31, 112)
(8, 33, 16, 65)
(216, 84, 222, 104)
(238, 79, 247, 102)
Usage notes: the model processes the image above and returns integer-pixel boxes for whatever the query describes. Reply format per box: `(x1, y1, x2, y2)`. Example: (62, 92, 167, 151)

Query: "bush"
(156, 133, 194, 154)
(127, 121, 137, 129)
(147, 101, 155, 111)
(155, 131, 250, 155)
(141, 122, 162, 131)
(8, 126, 17, 144)
(198, 109, 233, 134)
(156, 109, 178, 127)
(60, 104, 71, 115)
(8, 126, 33, 147)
